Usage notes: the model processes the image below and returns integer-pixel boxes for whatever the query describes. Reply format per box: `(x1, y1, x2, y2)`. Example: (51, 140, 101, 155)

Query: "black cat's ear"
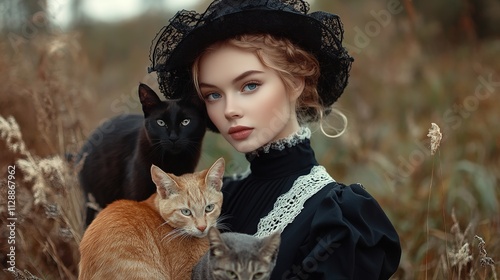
(208, 227, 227, 257)
(138, 83, 162, 117)
(205, 158, 225, 191)
(259, 232, 281, 263)
(151, 164, 179, 199)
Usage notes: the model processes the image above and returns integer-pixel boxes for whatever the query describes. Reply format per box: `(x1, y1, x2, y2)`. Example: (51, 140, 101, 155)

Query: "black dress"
(221, 129, 401, 280)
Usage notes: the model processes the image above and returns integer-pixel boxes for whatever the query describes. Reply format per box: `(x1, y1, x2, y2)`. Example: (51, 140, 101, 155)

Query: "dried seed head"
(44, 204, 60, 219)
(448, 243, 473, 268)
(427, 123, 442, 155)
(59, 227, 74, 242)
(475, 235, 496, 267)
(0, 116, 27, 155)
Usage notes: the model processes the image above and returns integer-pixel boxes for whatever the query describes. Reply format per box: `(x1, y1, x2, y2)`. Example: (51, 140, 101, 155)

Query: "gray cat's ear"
(151, 164, 179, 199)
(208, 227, 227, 257)
(205, 158, 225, 191)
(138, 83, 162, 117)
(259, 232, 281, 263)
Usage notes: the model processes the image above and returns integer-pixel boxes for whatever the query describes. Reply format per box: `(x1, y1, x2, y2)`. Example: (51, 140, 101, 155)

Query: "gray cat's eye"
(181, 119, 190, 126)
(180, 208, 191, 216)
(225, 270, 237, 279)
(205, 204, 215, 212)
(156, 119, 166, 127)
(253, 272, 264, 279)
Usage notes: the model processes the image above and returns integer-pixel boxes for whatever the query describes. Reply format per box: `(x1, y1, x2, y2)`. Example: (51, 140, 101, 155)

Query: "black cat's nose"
(169, 132, 179, 142)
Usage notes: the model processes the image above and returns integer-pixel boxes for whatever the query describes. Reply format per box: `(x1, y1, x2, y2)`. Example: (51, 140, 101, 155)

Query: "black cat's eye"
(180, 208, 191, 216)
(180, 119, 190, 126)
(225, 270, 237, 279)
(205, 204, 215, 212)
(156, 119, 166, 127)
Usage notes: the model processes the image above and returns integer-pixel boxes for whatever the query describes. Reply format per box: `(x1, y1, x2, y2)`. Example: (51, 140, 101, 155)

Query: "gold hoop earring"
(319, 108, 348, 138)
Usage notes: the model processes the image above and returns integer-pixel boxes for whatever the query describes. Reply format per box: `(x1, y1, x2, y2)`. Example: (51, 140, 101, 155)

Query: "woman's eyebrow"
(199, 70, 264, 89)
(199, 82, 216, 89)
(232, 70, 264, 85)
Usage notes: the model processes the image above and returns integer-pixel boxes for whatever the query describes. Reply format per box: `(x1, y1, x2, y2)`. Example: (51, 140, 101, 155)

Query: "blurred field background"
(0, 0, 499, 279)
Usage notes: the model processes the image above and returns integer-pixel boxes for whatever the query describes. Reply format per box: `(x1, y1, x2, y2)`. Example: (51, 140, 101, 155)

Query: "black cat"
(78, 83, 207, 226)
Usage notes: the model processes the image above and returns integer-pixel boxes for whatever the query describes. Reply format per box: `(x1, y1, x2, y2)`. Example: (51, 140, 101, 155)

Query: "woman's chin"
(226, 137, 267, 154)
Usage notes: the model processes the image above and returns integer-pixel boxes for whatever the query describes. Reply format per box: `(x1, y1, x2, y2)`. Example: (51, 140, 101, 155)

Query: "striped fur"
(79, 158, 225, 279)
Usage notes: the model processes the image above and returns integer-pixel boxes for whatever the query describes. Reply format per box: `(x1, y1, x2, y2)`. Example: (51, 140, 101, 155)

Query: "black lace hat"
(148, 0, 353, 110)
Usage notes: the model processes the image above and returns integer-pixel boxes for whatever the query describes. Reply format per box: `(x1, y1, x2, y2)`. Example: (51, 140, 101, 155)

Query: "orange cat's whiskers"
(156, 220, 170, 230)
(177, 231, 193, 243)
(215, 215, 231, 232)
(161, 228, 185, 243)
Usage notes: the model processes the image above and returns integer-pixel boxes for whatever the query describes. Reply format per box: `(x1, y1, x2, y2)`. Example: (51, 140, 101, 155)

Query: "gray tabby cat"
(192, 227, 281, 280)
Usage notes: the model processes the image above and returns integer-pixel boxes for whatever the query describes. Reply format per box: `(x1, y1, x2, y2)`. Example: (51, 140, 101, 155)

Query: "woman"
(148, 0, 401, 279)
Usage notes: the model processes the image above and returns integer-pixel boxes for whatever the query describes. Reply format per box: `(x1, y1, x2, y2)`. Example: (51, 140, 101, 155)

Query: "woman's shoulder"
(315, 181, 386, 217)
(309, 180, 399, 246)
(323, 181, 371, 202)
(282, 181, 401, 279)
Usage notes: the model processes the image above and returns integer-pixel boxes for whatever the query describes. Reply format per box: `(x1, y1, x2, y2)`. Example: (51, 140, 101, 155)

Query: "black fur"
(78, 83, 206, 226)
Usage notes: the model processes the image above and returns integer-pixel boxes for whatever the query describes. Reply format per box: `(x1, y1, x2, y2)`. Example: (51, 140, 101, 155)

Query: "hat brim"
(163, 10, 327, 71)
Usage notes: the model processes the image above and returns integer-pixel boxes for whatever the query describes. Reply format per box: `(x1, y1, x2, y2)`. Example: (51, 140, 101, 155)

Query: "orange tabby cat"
(78, 158, 225, 280)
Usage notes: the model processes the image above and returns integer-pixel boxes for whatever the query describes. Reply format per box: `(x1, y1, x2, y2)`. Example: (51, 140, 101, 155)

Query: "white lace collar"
(246, 127, 311, 160)
(253, 165, 335, 238)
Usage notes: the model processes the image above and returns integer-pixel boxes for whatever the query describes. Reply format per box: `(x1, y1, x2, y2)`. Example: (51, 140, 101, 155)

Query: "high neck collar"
(246, 127, 311, 160)
(245, 127, 317, 178)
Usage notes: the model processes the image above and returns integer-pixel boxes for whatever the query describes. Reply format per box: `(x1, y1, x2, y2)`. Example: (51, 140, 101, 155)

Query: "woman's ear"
(290, 76, 305, 101)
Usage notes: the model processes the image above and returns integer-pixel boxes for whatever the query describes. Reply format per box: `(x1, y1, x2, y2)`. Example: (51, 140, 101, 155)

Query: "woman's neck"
(246, 127, 311, 160)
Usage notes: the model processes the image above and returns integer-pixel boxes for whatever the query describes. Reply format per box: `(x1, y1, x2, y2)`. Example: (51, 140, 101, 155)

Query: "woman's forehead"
(198, 45, 268, 85)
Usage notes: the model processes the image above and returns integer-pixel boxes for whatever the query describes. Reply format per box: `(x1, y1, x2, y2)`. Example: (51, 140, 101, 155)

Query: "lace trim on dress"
(246, 127, 311, 160)
(253, 165, 335, 238)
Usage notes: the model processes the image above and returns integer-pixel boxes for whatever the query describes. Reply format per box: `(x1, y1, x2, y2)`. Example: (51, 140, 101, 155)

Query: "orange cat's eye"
(205, 204, 215, 212)
(180, 208, 191, 216)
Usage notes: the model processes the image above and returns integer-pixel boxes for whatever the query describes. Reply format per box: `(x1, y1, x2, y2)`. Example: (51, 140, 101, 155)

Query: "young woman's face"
(198, 45, 302, 153)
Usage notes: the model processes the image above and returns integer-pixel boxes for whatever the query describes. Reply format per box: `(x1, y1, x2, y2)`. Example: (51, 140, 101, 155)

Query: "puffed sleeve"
(294, 183, 401, 279)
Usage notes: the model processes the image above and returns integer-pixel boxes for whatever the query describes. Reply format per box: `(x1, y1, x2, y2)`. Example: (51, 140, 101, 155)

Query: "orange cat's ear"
(208, 227, 227, 257)
(151, 164, 179, 199)
(205, 157, 225, 191)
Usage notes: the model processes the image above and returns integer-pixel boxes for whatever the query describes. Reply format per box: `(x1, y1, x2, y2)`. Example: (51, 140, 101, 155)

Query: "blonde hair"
(192, 34, 347, 136)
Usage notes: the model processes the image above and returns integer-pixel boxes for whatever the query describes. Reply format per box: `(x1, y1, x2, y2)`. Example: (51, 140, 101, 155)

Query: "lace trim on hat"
(246, 127, 311, 160)
(253, 165, 335, 238)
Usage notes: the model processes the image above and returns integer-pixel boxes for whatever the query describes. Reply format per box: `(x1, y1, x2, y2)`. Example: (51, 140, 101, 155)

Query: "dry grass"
(0, 34, 87, 280)
(1, 1, 499, 279)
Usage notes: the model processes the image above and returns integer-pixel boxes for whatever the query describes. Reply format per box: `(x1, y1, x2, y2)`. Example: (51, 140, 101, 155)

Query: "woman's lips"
(228, 126, 253, 140)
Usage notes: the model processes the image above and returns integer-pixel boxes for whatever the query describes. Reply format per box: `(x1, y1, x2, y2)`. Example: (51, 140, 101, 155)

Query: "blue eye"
(243, 83, 259, 92)
(204, 92, 222, 102)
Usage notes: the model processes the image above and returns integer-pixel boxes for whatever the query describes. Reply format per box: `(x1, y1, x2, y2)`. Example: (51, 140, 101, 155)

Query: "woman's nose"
(224, 94, 243, 119)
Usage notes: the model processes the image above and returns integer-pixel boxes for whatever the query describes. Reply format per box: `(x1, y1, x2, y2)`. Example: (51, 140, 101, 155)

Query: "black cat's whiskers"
(147, 141, 177, 164)
(149, 138, 201, 161)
